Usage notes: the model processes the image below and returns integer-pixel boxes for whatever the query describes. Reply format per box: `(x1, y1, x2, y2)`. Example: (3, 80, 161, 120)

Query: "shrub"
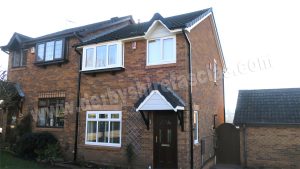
(16, 132, 58, 159)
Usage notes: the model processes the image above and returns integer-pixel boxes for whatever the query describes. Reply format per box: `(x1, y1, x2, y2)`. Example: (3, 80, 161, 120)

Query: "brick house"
(1, 8, 225, 169)
(234, 88, 300, 169)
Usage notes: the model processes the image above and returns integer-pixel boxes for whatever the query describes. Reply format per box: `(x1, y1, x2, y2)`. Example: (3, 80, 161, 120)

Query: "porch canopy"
(134, 83, 185, 130)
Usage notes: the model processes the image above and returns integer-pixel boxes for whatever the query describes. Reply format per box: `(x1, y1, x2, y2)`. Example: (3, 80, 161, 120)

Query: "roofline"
(25, 16, 133, 44)
(235, 122, 300, 127)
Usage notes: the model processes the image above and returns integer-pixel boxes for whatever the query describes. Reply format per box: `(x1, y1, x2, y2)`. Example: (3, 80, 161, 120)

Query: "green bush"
(16, 132, 58, 159)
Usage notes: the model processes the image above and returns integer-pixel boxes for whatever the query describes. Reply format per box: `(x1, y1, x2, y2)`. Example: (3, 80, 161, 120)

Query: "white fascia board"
(185, 12, 212, 32)
(145, 20, 168, 36)
(136, 90, 183, 112)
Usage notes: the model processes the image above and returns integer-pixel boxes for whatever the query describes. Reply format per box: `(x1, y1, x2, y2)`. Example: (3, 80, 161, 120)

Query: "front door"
(154, 111, 177, 169)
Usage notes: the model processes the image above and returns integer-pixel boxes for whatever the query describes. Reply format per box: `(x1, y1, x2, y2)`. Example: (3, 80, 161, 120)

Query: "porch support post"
(177, 110, 184, 131)
(139, 110, 150, 130)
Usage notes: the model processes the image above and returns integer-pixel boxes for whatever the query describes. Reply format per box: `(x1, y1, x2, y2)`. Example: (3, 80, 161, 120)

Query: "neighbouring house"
(1, 8, 226, 169)
(234, 88, 300, 169)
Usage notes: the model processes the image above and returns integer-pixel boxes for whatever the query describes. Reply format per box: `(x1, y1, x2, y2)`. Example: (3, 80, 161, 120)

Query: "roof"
(1, 16, 133, 51)
(76, 8, 212, 47)
(1, 32, 32, 51)
(234, 88, 300, 125)
(134, 83, 185, 111)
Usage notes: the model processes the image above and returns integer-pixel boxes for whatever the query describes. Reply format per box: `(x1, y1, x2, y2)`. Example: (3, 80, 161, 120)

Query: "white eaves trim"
(136, 90, 184, 112)
(185, 12, 212, 32)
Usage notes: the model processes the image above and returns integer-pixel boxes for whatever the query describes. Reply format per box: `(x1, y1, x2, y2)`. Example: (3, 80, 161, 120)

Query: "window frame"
(12, 49, 26, 68)
(213, 59, 217, 83)
(82, 41, 123, 71)
(193, 111, 199, 144)
(35, 39, 65, 63)
(85, 111, 122, 147)
(146, 35, 176, 66)
(37, 98, 65, 128)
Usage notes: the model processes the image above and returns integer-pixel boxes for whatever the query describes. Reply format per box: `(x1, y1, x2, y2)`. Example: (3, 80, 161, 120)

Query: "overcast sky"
(1, 0, 299, 122)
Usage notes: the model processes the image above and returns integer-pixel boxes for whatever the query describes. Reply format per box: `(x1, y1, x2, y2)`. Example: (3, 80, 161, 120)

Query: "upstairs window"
(213, 59, 217, 83)
(12, 50, 26, 68)
(82, 42, 122, 71)
(147, 36, 176, 65)
(36, 39, 64, 62)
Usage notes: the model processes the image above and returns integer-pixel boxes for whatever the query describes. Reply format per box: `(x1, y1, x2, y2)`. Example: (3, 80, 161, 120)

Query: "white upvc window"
(213, 59, 217, 83)
(85, 111, 122, 147)
(193, 111, 199, 144)
(147, 36, 176, 65)
(82, 41, 123, 71)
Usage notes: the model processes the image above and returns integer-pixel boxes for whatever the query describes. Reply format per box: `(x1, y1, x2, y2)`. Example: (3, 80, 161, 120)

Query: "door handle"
(156, 136, 158, 143)
(161, 144, 170, 147)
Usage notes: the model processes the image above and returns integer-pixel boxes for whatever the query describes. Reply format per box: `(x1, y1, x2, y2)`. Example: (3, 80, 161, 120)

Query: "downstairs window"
(37, 98, 65, 128)
(85, 111, 122, 147)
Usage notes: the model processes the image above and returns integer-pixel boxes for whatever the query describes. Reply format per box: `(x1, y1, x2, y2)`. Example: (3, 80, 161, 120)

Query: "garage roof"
(234, 88, 300, 125)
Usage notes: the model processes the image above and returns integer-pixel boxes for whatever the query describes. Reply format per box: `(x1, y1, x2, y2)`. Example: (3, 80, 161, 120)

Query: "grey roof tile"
(234, 88, 300, 125)
(76, 8, 212, 47)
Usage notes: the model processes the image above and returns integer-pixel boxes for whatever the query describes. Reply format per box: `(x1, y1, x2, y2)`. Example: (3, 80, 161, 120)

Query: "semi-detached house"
(1, 8, 226, 169)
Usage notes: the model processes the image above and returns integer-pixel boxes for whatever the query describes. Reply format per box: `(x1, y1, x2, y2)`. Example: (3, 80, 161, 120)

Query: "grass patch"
(0, 150, 56, 169)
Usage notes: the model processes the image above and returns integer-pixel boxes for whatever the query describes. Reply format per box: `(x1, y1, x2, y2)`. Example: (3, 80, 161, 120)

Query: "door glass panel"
(87, 121, 97, 142)
(98, 121, 109, 143)
(167, 129, 172, 144)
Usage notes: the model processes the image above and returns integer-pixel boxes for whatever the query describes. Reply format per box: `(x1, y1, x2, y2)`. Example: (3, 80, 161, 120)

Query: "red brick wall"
(189, 15, 225, 169)
(77, 34, 192, 168)
(240, 126, 300, 169)
(7, 37, 80, 160)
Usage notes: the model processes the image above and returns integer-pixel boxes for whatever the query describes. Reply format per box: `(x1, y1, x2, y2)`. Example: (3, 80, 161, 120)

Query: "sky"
(1, 0, 300, 122)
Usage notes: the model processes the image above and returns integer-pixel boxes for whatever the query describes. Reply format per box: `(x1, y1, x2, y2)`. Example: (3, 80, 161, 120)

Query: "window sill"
(10, 66, 27, 71)
(35, 127, 64, 132)
(145, 63, 177, 69)
(34, 59, 67, 67)
(81, 67, 125, 74)
(81, 144, 121, 151)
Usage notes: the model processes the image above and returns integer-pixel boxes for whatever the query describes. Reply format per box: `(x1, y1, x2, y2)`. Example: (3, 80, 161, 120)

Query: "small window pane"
(39, 100, 47, 107)
(98, 121, 109, 143)
(85, 48, 94, 67)
(87, 121, 97, 142)
(111, 114, 119, 119)
(110, 121, 120, 143)
(38, 108, 47, 126)
(37, 44, 45, 61)
(96, 46, 107, 67)
(108, 44, 117, 65)
(163, 38, 174, 61)
(148, 39, 161, 64)
(54, 40, 63, 59)
(45, 41, 55, 61)
(88, 114, 96, 118)
(13, 51, 21, 67)
(99, 114, 108, 119)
